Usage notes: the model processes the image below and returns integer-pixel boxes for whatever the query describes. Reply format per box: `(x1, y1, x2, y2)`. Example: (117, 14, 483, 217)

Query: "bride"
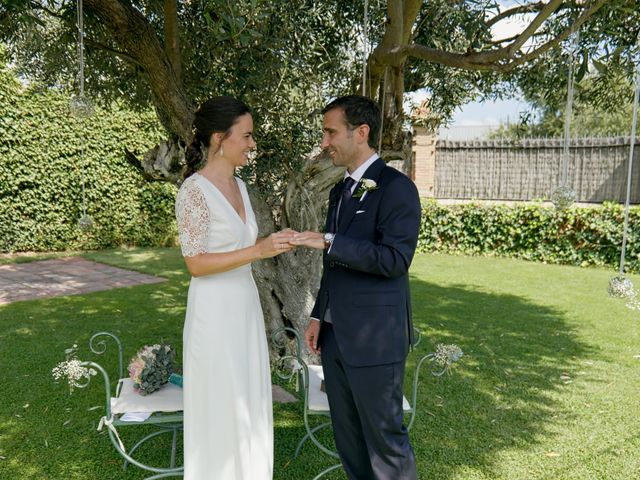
(175, 96, 295, 479)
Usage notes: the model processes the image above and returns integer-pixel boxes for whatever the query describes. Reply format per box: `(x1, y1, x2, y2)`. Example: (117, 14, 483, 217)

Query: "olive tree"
(2, 0, 637, 335)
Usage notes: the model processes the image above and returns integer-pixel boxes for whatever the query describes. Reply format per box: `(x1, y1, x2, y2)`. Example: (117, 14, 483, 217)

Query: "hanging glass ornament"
(72, 0, 97, 232)
(609, 34, 640, 302)
(551, 185, 576, 210)
(70, 0, 94, 118)
(361, 0, 368, 96)
(553, 31, 580, 210)
(608, 275, 634, 298)
(69, 94, 95, 118)
(77, 213, 94, 231)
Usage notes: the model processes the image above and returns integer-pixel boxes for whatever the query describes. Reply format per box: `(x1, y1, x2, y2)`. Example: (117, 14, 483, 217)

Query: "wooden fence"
(433, 136, 640, 203)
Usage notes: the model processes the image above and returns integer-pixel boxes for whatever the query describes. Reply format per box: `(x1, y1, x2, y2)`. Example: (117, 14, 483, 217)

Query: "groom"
(292, 95, 421, 479)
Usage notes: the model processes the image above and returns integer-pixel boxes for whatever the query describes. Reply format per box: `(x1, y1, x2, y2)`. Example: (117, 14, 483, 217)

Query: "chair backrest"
(89, 332, 124, 392)
(271, 326, 306, 394)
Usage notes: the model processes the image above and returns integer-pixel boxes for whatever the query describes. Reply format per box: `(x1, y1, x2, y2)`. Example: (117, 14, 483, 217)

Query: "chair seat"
(111, 378, 183, 415)
(307, 365, 411, 413)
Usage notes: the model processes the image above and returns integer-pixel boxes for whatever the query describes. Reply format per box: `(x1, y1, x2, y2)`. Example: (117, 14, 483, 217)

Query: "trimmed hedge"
(418, 199, 640, 272)
(0, 63, 177, 252)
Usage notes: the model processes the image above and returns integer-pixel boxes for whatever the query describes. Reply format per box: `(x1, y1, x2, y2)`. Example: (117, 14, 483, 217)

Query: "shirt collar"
(344, 153, 378, 184)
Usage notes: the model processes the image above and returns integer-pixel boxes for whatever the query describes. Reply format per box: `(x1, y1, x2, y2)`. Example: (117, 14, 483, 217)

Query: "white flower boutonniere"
(352, 178, 378, 200)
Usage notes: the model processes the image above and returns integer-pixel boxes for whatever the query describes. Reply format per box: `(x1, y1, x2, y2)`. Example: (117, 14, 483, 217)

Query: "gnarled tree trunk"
(251, 152, 342, 356)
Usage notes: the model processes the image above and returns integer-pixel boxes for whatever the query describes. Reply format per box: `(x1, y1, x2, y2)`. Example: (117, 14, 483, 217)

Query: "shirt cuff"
(327, 234, 336, 254)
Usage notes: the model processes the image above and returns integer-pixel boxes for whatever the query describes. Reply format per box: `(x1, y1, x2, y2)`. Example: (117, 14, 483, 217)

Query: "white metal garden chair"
(75, 332, 184, 479)
(272, 326, 457, 480)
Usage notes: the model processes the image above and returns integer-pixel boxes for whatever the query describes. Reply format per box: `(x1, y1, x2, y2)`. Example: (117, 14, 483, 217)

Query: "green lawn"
(1, 248, 638, 479)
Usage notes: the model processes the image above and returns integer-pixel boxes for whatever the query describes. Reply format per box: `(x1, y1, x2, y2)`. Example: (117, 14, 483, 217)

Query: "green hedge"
(0, 63, 177, 252)
(418, 199, 639, 272)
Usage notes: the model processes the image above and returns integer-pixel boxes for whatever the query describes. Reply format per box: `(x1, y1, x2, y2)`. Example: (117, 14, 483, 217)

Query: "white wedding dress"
(175, 173, 273, 480)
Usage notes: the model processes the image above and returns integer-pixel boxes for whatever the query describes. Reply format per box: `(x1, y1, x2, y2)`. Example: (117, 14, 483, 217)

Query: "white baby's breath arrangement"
(608, 276, 640, 311)
(430, 343, 464, 375)
(52, 345, 97, 393)
(608, 275, 634, 298)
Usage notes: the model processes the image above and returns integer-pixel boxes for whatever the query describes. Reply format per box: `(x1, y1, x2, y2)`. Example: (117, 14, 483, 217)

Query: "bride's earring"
(218, 145, 224, 157)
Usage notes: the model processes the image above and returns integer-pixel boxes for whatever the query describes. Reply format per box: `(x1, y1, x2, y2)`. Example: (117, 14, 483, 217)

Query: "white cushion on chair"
(110, 378, 183, 415)
(307, 365, 411, 413)
(308, 365, 330, 412)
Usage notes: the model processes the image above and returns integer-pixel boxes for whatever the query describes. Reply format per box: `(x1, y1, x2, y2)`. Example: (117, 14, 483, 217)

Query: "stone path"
(0, 255, 298, 403)
(0, 256, 166, 305)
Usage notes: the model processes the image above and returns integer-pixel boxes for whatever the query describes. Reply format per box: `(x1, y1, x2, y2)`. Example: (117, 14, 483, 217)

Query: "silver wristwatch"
(323, 232, 335, 249)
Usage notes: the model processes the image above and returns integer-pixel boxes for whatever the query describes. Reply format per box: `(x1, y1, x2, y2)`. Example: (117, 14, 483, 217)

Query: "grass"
(1, 248, 639, 479)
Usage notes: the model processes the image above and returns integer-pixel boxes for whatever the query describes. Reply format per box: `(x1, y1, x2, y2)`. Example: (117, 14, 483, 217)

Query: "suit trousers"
(320, 323, 418, 480)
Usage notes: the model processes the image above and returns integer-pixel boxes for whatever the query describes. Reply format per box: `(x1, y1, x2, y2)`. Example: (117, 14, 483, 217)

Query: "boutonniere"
(352, 178, 378, 200)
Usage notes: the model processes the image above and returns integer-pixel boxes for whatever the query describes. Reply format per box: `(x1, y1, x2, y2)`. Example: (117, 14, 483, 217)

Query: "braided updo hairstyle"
(184, 96, 251, 180)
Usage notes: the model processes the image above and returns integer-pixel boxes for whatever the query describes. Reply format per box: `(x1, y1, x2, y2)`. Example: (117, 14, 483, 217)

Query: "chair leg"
(295, 421, 335, 458)
(123, 429, 171, 470)
(312, 463, 343, 480)
(170, 428, 178, 468)
(294, 432, 311, 458)
(144, 473, 184, 479)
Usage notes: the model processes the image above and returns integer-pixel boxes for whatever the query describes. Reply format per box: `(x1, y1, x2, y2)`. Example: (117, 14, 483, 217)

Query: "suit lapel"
(337, 157, 385, 233)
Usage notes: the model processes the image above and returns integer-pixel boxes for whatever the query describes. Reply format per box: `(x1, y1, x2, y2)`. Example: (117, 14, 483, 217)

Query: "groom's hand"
(291, 231, 324, 250)
(305, 319, 321, 354)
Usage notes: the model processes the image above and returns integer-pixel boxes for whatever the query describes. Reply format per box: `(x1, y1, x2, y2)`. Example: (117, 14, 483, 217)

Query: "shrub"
(418, 200, 639, 272)
(0, 62, 177, 252)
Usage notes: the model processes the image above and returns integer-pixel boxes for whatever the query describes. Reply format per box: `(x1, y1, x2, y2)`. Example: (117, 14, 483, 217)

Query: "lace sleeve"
(175, 178, 210, 257)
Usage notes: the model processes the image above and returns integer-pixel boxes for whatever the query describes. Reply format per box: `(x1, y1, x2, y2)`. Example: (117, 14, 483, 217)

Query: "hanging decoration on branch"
(361, 0, 368, 97)
(550, 185, 576, 210)
(608, 275, 635, 298)
(608, 34, 640, 311)
(70, 94, 95, 119)
(72, 0, 94, 231)
(70, 0, 94, 119)
(552, 30, 580, 210)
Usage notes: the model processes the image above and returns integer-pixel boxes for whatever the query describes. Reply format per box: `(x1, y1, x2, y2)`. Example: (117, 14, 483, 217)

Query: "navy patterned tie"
(333, 177, 356, 232)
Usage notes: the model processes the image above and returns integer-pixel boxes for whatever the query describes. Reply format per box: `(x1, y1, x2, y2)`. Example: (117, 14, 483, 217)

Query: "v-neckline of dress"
(196, 173, 248, 225)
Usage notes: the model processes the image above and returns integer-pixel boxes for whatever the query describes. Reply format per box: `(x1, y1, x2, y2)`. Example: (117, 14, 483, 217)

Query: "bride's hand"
(256, 229, 298, 258)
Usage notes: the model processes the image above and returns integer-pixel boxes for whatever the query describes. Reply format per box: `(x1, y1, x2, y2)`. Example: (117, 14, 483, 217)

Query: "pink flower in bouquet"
(128, 357, 145, 384)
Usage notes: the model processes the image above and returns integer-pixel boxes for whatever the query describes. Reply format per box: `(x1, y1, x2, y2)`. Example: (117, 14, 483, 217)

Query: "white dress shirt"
(343, 153, 379, 193)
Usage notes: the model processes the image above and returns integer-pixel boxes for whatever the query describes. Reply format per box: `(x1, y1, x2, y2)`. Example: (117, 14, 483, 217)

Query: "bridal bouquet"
(128, 343, 176, 396)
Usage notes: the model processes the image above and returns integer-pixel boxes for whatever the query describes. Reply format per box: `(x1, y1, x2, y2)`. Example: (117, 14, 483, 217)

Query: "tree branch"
(485, 1, 546, 28)
(489, 29, 550, 46)
(28, 1, 64, 20)
(507, 0, 563, 55)
(163, 0, 181, 86)
(384, 0, 403, 49)
(469, 0, 563, 63)
(502, 0, 609, 70)
(489, 33, 521, 46)
(400, 0, 606, 73)
(367, 0, 404, 98)
(402, 0, 422, 45)
(83, 0, 192, 139)
(84, 38, 141, 66)
(400, 44, 502, 71)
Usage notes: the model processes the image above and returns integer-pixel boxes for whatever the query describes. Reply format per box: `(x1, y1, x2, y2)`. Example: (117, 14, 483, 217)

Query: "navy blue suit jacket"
(311, 158, 422, 367)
